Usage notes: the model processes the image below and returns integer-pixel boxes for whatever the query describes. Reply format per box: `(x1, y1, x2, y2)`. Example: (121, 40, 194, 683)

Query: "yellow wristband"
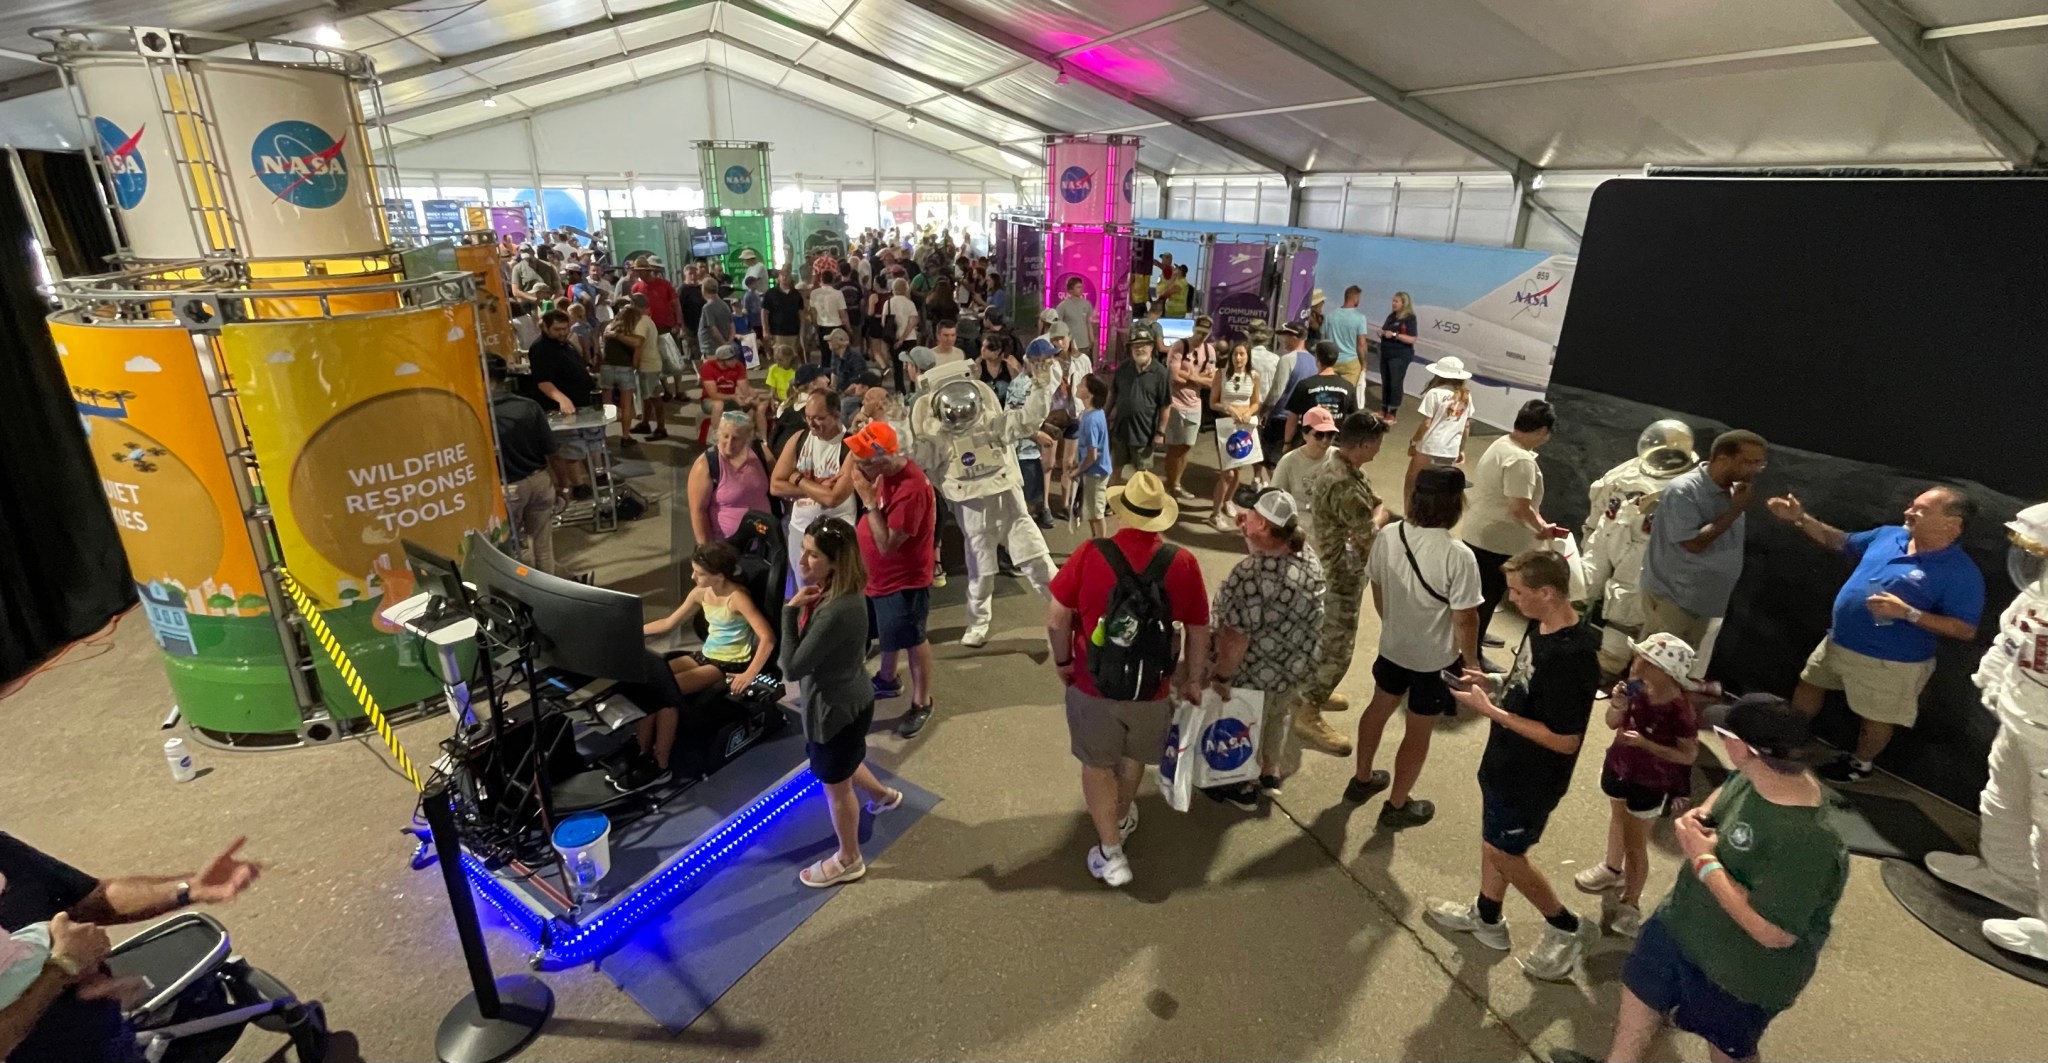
(49, 952, 83, 977)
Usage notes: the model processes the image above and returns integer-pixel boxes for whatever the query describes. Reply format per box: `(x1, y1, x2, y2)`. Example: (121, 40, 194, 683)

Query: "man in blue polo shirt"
(1767, 485, 1985, 781)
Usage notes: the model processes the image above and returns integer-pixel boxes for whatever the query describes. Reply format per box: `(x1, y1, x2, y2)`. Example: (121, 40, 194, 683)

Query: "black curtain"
(14, 149, 118, 277)
(0, 156, 133, 685)
(1542, 177, 2048, 807)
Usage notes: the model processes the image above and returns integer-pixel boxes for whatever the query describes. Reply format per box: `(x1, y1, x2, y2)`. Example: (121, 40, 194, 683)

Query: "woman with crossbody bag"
(1346, 467, 1485, 829)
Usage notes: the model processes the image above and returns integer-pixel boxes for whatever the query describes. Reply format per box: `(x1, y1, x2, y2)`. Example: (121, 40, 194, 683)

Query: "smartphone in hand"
(1440, 668, 1471, 692)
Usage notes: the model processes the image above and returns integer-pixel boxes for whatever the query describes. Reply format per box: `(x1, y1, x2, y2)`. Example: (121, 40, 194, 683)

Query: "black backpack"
(1086, 538, 1182, 701)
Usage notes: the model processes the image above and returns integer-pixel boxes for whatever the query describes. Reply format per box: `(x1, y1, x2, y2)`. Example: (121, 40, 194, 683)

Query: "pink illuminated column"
(1043, 134, 1142, 360)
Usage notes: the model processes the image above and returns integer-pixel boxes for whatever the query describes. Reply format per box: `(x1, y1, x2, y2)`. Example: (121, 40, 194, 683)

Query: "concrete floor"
(2, 396, 2041, 1062)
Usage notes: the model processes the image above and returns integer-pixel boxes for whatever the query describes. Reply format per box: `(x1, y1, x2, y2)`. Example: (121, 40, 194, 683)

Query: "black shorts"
(1259, 418, 1286, 467)
(807, 703, 876, 784)
(1600, 765, 1675, 818)
(687, 652, 751, 674)
(1624, 915, 1779, 1061)
(1480, 786, 1555, 857)
(1370, 655, 1463, 716)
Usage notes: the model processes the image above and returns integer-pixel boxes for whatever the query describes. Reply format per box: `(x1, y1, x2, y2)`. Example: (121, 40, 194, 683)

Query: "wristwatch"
(49, 952, 83, 978)
(1905, 607, 1924, 625)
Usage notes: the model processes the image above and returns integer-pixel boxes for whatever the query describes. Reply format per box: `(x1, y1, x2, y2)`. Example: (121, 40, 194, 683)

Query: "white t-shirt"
(1052, 351, 1095, 410)
(887, 294, 919, 342)
(1272, 445, 1334, 539)
(1464, 436, 1545, 556)
(788, 429, 855, 531)
(809, 284, 848, 328)
(931, 345, 968, 366)
(1367, 521, 1483, 672)
(631, 314, 662, 373)
(1249, 346, 1283, 416)
(1415, 386, 1473, 459)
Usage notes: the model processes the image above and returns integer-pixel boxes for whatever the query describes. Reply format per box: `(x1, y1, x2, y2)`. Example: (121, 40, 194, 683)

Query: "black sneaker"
(629, 421, 652, 435)
(1344, 770, 1391, 804)
(1204, 783, 1259, 811)
(1033, 511, 1055, 530)
(1819, 753, 1872, 783)
(1378, 797, 1437, 830)
(897, 702, 933, 738)
(1483, 633, 1506, 649)
(872, 674, 903, 699)
(1258, 774, 1284, 796)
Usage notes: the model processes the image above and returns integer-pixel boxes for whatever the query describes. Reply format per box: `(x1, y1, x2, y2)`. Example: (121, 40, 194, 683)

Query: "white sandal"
(865, 787, 904, 814)
(799, 852, 866, 888)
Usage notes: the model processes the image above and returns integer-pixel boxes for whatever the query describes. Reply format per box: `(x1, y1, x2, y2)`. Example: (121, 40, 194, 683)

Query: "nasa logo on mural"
(1059, 165, 1094, 205)
(723, 165, 754, 195)
(1121, 167, 1134, 204)
(94, 117, 148, 210)
(251, 120, 350, 208)
(1202, 716, 1254, 772)
(1224, 427, 1256, 461)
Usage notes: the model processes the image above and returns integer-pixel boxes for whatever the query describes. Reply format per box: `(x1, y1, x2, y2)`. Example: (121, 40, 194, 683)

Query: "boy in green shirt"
(1555, 693, 1846, 1063)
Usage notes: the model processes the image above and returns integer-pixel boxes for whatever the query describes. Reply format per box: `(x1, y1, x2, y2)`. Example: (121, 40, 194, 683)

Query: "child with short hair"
(1072, 373, 1113, 539)
(1572, 632, 1701, 937)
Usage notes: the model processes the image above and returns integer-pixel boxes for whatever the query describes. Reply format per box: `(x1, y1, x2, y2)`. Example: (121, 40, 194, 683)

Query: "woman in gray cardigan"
(787, 517, 903, 887)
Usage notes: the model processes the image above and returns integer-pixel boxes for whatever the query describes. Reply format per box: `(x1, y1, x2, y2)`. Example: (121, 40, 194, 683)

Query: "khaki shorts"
(1164, 409, 1201, 446)
(1800, 638, 1935, 727)
(1111, 437, 1156, 473)
(1640, 590, 1714, 650)
(1065, 685, 1172, 768)
(1079, 473, 1110, 520)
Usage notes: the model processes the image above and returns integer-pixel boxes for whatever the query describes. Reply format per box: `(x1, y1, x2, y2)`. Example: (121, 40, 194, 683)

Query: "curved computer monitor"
(460, 531, 656, 684)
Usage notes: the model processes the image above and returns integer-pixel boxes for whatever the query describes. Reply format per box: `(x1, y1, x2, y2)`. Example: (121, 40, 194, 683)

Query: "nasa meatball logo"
(95, 117, 148, 210)
(959, 450, 977, 469)
(1159, 724, 1182, 778)
(1224, 427, 1256, 461)
(251, 120, 350, 208)
(1121, 167, 1134, 204)
(723, 165, 753, 195)
(1059, 165, 1094, 205)
(1202, 717, 1254, 772)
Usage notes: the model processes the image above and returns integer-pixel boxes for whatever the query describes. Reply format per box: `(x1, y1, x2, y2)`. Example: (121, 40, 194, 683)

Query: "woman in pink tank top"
(689, 411, 776, 543)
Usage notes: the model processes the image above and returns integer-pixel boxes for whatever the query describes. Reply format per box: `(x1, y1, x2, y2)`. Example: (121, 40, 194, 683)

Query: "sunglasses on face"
(1311, 430, 1338, 441)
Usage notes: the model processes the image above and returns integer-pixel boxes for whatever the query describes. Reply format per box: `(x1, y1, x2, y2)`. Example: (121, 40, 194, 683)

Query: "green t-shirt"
(1657, 772, 1848, 1012)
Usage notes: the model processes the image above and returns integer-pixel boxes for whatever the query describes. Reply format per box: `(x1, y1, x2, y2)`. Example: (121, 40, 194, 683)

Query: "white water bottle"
(164, 737, 196, 783)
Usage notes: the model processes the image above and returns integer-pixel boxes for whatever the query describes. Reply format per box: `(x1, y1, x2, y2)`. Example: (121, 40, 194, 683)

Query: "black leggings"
(1470, 544, 1512, 642)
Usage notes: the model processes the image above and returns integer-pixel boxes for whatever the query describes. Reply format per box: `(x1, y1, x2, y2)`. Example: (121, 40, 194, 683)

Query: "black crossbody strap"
(1398, 522, 1452, 606)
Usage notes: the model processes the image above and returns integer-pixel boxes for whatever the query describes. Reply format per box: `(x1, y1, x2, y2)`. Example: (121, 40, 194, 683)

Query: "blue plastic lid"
(552, 812, 610, 848)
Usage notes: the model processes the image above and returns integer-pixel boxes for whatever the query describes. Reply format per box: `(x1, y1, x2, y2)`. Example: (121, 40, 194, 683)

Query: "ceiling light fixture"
(906, 116, 918, 128)
(481, 95, 498, 108)
(311, 24, 343, 47)
(1055, 66, 1070, 86)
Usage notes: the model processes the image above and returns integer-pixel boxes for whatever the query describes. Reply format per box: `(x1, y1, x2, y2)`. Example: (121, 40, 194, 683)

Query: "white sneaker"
(1521, 917, 1593, 982)
(1573, 862, 1624, 894)
(1983, 917, 2048, 961)
(1605, 901, 1644, 939)
(960, 628, 989, 648)
(1926, 852, 2036, 913)
(1424, 898, 1511, 951)
(1118, 806, 1139, 843)
(1088, 845, 1132, 888)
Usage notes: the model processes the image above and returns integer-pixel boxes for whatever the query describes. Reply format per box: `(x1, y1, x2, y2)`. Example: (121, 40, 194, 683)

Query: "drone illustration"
(112, 441, 169, 473)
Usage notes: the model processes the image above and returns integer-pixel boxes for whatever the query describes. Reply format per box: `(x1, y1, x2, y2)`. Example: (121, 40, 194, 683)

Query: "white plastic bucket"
(551, 812, 611, 901)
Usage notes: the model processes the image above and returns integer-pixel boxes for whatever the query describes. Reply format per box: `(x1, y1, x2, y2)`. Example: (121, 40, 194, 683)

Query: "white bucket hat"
(1628, 632, 1697, 682)
(1429, 356, 1473, 380)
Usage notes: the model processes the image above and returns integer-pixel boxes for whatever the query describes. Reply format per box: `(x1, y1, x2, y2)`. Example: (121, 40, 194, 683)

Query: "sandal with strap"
(799, 852, 866, 888)
(865, 788, 904, 815)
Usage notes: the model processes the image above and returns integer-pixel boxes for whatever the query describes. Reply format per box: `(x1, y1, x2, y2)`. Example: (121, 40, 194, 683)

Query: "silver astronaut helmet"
(1636, 419, 1697, 477)
(933, 379, 984, 434)
(2006, 501, 2048, 592)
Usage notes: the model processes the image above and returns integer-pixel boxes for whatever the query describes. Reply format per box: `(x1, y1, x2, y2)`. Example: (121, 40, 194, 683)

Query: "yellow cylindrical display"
(455, 241, 517, 359)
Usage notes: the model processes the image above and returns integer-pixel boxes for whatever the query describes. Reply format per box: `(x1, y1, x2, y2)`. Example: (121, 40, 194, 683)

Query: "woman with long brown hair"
(1377, 290, 1419, 422)
(785, 517, 901, 887)
(1208, 341, 1261, 530)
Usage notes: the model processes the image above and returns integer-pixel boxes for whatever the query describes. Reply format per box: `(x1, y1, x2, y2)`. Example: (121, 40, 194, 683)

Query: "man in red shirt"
(632, 256, 681, 343)
(846, 421, 939, 738)
(1047, 471, 1210, 888)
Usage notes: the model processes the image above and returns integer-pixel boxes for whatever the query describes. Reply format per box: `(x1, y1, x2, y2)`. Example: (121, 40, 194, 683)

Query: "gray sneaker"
(1424, 898, 1511, 951)
(1520, 917, 1594, 982)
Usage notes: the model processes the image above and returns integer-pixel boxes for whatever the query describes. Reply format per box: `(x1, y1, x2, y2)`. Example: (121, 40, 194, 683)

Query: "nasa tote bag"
(1188, 688, 1265, 790)
(1213, 416, 1263, 472)
(1157, 698, 1201, 812)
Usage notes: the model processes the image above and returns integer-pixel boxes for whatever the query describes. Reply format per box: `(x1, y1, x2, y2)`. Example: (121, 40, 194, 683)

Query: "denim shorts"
(1624, 915, 1779, 1061)
(870, 587, 931, 652)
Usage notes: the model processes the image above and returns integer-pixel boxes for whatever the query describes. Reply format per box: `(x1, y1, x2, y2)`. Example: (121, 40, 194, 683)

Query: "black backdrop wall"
(1543, 176, 2048, 808)
(0, 154, 133, 685)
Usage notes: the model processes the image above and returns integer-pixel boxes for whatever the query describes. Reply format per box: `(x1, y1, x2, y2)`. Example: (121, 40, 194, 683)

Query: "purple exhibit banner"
(1206, 242, 1268, 342)
(1284, 247, 1319, 328)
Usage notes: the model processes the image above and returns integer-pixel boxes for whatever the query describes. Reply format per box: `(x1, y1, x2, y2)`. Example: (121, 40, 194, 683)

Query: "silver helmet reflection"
(2006, 501, 2048, 592)
(1636, 418, 1696, 477)
(933, 379, 983, 433)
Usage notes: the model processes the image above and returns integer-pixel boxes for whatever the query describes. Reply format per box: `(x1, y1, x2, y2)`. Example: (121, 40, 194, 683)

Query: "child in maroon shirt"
(1572, 632, 1701, 936)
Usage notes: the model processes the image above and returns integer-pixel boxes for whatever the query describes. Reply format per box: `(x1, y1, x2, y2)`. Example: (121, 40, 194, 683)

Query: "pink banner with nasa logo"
(1047, 140, 1113, 227)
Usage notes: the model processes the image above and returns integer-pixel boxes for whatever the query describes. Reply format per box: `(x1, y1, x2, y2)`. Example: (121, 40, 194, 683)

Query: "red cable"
(0, 607, 135, 702)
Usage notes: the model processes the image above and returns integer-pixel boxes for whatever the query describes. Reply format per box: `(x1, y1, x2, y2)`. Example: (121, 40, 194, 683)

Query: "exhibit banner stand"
(1041, 134, 1141, 360)
(695, 140, 774, 278)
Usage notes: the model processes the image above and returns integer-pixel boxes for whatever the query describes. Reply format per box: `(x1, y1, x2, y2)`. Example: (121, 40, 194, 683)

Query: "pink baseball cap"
(1301, 406, 1338, 433)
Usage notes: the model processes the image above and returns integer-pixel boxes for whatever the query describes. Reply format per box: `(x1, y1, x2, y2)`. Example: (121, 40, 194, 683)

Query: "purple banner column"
(1207, 242, 1268, 343)
(1284, 247, 1319, 327)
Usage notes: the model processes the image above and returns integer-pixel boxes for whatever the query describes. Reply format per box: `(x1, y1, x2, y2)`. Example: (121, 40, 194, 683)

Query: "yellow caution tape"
(276, 570, 424, 793)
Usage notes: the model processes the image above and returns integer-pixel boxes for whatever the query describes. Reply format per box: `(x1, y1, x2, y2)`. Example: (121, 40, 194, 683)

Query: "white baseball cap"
(1251, 487, 1301, 529)
(1429, 356, 1473, 380)
(1628, 632, 1697, 682)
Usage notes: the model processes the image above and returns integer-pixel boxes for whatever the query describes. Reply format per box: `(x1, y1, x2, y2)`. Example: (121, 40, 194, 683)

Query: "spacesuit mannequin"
(910, 353, 1058, 647)
(1925, 502, 2048, 961)
(1581, 419, 1697, 678)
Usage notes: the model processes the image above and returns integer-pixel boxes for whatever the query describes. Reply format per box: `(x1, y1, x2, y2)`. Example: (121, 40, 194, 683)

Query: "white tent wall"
(387, 70, 1003, 184)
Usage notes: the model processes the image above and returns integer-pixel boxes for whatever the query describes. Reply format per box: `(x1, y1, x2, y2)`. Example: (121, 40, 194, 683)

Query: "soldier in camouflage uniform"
(1295, 411, 1392, 755)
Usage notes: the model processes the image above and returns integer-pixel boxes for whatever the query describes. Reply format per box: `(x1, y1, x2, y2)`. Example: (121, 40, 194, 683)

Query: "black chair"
(104, 912, 328, 1063)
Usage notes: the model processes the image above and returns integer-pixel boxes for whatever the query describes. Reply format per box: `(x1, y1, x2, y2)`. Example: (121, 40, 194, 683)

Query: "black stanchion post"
(423, 777, 554, 1063)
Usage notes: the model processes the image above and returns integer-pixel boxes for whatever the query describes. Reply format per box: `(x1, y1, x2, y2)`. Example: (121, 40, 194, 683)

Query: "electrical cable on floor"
(0, 607, 134, 703)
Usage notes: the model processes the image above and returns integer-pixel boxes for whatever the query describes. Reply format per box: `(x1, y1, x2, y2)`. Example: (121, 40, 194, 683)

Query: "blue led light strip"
(459, 769, 823, 965)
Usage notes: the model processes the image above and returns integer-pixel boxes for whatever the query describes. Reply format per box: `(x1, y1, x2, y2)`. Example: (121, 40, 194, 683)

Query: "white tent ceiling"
(1, 0, 2042, 179)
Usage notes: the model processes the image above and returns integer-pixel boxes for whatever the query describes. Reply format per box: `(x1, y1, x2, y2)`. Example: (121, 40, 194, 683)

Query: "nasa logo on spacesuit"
(959, 450, 977, 468)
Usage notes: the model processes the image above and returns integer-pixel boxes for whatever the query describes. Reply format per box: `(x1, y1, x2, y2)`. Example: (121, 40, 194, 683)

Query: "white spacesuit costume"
(1925, 502, 2048, 961)
(1581, 420, 1699, 677)
(910, 356, 1057, 647)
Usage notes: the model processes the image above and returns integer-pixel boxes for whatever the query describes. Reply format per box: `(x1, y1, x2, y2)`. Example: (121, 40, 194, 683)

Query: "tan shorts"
(1800, 638, 1935, 727)
(1065, 685, 1172, 768)
(1079, 472, 1110, 520)
(1640, 590, 1714, 650)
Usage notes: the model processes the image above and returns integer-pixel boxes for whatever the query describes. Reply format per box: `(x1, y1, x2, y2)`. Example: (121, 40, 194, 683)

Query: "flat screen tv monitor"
(1153, 317, 1196, 343)
(402, 539, 471, 610)
(460, 532, 655, 684)
(690, 227, 728, 257)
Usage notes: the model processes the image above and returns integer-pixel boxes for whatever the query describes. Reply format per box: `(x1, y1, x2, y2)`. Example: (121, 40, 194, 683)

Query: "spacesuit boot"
(1924, 502, 2048, 960)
